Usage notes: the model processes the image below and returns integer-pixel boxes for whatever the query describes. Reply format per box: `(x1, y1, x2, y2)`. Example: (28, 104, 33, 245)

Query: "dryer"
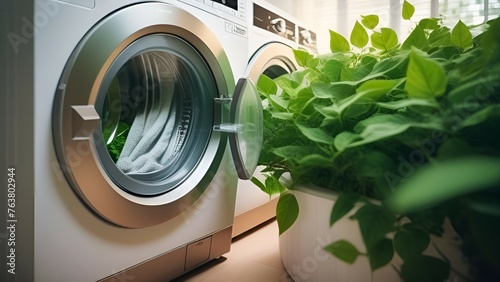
(2, 0, 261, 281)
(233, 0, 317, 238)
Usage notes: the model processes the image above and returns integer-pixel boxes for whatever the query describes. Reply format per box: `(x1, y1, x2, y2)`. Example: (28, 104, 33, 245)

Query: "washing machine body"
(4, 0, 261, 281)
(232, 0, 317, 238)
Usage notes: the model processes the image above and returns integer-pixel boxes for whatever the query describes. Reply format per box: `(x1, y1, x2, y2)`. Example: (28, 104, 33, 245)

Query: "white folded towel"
(116, 52, 183, 176)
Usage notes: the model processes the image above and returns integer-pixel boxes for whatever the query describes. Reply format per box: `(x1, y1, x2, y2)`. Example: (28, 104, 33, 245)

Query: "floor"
(172, 219, 293, 282)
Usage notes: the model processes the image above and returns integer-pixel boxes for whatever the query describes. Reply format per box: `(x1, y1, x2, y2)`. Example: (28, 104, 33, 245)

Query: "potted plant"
(252, 1, 500, 281)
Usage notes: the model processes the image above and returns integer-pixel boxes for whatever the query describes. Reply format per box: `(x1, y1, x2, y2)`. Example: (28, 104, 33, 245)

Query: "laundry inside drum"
(101, 51, 194, 178)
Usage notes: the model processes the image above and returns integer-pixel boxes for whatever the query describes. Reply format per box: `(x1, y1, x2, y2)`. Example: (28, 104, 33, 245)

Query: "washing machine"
(2, 0, 262, 281)
(232, 0, 317, 238)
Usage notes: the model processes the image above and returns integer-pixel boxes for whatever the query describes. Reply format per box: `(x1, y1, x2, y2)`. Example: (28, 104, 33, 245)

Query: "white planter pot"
(279, 185, 469, 282)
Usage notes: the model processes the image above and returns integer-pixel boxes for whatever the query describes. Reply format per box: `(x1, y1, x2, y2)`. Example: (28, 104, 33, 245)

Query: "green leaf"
(263, 175, 287, 195)
(325, 80, 400, 117)
(400, 255, 449, 282)
(250, 176, 267, 192)
(394, 227, 431, 260)
(350, 21, 369, 48)
(418, 18, 439, 30)
(428, 26, 452, 47)
(266, 94, 288, 112)
(371, 28, 398, 51)
(402, 25, 428, 50)
(275, 70, 307, 96)
(436, 138, 475, 160)
(340, 56, 379, 82)
(272, 145, 316, 162)
(297, 154, 333, 167)
(405, 49, 447, 99)
(276, 193, 299, 235)
(356, 79, 400, 97)
(389, 157, 500, 213)
(334, 132, 361, 152)
(480, 17, 500, 64)
(429, 45, 461, 60)
(330, 30, 350, 52)
(451, 20, 473, 50)
(257, 74, 277, 95)
(323, 240, 361, 264)
(288, 87, 315, 114)
(353, 203, 396, 248)
(311, 81, 357, 100)
(447, 70, 500, 103)
(330, 193, 360, 226)
(269, 111, 293, 120)
(402, 0, 415, 20)
(348, 113, 443, 148)
(370, 53, 409, 79)
(322, 59, 344, 82)
(376, 98, 439, 110)
(368, 238, 394, 270)
(361, 15, 379, 30)
(356, 115, 411, 139)
(296, 123, 335, 144)
(460, 104, 500, 129)
(293, 49, 314, 67)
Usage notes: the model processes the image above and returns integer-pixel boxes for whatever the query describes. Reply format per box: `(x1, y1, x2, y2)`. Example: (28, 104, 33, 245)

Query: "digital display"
(213, 0, 238, 11)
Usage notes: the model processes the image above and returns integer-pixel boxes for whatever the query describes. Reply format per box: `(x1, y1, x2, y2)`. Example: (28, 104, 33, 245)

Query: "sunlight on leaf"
(452, 20, 473, 50)
(330, 30, 351, 52)
(264, 176, 287, 195)
(351, 21, 369, 48)
(402, 0, 415, 20)
(325, 79, 400, 117)
(293, 49, 314, 67)
(402, 25, 428, 50)
(405, 49, 447, 98)
(257, 74, 277, 95)
(419, 18, 439, 30)
(371, 28, 398, 51)
(361, 15, 379, 30)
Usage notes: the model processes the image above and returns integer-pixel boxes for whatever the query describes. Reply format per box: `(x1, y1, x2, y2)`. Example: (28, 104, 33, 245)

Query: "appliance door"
(214, 78, 263, 180)
(52, 2, 243, 228)
(247, 42, 299, 83)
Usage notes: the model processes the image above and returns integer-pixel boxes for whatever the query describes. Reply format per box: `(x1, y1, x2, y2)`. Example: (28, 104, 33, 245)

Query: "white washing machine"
(2, 0, 262, 281)
(232, 0, 317, 238)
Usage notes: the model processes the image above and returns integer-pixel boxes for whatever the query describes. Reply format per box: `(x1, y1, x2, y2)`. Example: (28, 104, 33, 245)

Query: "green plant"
(253, 1, 500, 280)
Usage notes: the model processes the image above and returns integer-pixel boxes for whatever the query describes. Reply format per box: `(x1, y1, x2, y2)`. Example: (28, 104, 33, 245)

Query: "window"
(267, 0, 500, 53)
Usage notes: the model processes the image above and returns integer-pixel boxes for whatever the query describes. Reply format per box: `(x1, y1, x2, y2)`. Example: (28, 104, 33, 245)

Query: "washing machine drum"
(52, 3, 262, 228)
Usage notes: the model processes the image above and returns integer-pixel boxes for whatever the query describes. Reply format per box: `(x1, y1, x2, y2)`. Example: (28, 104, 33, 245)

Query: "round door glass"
(102, 51, 193, 175)
(95, 35, 218, 196)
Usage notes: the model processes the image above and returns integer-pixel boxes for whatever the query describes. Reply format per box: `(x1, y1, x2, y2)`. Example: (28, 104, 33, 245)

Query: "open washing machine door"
(214, 78, 263, 180)
(52, 2, 258, 229)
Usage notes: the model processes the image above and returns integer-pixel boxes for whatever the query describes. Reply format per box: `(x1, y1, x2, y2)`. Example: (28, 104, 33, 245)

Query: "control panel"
(252, 3, 318, 53)
(180, 0, 247, 22)
(298, 26, 318, 53)
(252, 3, 296, 42)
